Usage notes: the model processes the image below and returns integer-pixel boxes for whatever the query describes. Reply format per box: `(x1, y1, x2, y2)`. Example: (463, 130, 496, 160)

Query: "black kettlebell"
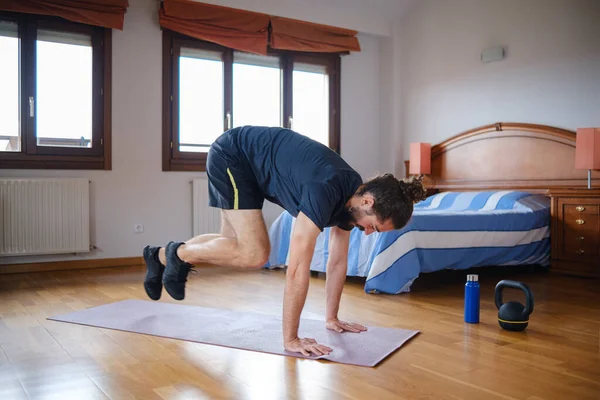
(494, 280, 534, 331)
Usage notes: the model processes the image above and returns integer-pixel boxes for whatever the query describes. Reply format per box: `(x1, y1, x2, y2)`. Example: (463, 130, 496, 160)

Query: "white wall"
(340, 33, 383, 179)
(378, 35, 394, 176)
(1, 0, 386, 265)
(397, 0, 600, 163)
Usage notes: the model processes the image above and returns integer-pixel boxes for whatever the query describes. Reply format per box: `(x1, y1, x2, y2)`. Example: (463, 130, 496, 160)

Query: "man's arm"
(325, 226, 350, 321)
(282, 212, 332, 357)
(325, 226, 368, 333)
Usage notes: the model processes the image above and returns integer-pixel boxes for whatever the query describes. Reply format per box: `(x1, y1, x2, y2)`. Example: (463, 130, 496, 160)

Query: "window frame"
(0, 11, 112, 170)
(162, 29, 341, 172)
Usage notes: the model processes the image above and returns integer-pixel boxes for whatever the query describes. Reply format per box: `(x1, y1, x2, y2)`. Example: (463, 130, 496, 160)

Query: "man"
(143, 126, 426, 357)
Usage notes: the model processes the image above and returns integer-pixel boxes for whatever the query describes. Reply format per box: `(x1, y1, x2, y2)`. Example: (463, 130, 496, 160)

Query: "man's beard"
(338, 206, 372, 231)
(348, 206, 363, 220)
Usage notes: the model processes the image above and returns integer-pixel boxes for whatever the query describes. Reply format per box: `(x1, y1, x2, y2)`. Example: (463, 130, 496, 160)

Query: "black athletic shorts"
(206, 130, 265, 210)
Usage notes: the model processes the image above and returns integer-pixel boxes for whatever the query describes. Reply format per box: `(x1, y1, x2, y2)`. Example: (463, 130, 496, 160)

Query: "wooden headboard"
(404, 122, 599, 194)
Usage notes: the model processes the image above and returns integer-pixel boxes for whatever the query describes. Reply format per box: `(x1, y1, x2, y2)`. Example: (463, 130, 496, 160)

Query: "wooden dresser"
(547, 188, 600, 278)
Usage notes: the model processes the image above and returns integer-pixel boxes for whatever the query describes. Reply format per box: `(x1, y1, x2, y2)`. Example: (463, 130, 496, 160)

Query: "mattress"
(265, 190, 551, 294)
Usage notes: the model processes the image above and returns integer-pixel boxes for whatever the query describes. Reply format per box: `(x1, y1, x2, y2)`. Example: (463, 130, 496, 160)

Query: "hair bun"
(400, 175, 428, 203)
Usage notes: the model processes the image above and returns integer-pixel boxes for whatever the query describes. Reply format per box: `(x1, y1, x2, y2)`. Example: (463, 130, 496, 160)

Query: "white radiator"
(0, 178, 90, 257)
(192, 178, 221, 236)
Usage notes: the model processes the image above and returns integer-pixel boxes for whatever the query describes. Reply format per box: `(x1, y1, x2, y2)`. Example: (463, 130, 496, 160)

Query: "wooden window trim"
(162, 29, 341, 172)
(0, 11, 112, 170)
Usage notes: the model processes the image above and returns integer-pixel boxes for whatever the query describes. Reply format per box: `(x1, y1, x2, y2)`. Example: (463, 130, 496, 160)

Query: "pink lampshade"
(575, 128, 600, 170)
(409, 142, 431, 175)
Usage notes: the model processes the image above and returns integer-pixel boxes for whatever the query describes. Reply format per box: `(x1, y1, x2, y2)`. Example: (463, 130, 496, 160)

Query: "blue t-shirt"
(229, 126, 363, 231)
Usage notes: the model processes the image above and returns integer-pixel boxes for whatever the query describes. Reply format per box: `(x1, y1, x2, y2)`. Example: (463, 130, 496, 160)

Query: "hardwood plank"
(0, 365, 29, 400)
(0, 264, 597, 399)
(15, 360, 109, 399)
(0, 256, 143, 275)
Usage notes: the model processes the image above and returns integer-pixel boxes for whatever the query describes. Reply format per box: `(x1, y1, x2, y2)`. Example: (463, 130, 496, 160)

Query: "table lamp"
(409, 142, 431, 177)
(575, 128, 600, 189)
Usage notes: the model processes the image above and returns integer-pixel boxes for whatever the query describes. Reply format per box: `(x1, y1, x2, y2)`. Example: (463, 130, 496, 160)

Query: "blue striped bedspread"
(265, 190, 551, 294)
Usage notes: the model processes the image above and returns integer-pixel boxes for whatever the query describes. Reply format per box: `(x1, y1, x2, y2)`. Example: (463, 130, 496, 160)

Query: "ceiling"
(296, 0, 416, 20)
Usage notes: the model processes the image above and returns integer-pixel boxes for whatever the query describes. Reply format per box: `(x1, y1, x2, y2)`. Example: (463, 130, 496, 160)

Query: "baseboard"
(0, 256, 144, 275)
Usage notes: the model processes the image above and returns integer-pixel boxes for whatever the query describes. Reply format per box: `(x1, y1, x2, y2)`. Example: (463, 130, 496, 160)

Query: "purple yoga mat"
(48, 299, 419, 367)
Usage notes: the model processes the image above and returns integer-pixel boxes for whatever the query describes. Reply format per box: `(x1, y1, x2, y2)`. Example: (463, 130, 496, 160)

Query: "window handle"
(29, 96, 34, 117)
(225, 112, 231, 130)
(288, 116, 293, 129)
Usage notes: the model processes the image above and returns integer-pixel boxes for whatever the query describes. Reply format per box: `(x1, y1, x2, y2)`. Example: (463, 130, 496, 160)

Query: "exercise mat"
(48, 299, 419, 367)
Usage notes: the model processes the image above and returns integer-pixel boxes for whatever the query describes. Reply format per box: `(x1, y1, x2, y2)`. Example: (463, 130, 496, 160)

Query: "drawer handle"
(576, 249, 585, 255)
(576, 219, 585, 225)
(575, 206, 585, 212)
(576, 236, 585, 241)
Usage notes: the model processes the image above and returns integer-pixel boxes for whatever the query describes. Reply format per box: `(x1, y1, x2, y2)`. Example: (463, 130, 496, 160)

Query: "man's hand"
(284, 337, 332, 357)
(326, 317, 368, 333)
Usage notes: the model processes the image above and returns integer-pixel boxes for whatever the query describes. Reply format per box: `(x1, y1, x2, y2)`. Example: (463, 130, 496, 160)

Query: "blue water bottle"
(464, 274, 480, 323)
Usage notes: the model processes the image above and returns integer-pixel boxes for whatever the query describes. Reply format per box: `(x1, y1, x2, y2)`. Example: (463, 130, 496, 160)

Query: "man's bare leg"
(157, 211, 235, 265)
(162, 209, 270, 300)
(175, 209, 269, 268)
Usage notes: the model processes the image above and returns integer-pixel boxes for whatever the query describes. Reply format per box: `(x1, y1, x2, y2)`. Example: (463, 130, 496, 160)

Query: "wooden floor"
(0, 264, 598, 400)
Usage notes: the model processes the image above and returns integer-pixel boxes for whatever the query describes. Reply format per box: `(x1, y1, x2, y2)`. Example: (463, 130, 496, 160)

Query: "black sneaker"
(163, 241, 194, 300)
(143, 245, 165, 301)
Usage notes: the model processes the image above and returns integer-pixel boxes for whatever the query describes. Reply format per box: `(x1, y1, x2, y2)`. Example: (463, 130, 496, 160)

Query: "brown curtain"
(159, 0, 271, 55)
(0, 0, 129, 30)
(269, 16, 360, 53)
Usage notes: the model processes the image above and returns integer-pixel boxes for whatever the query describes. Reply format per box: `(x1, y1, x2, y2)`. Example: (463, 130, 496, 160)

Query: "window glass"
(293, 62, 329, 145)
(36, 29, 93, 148)
(0, 21, 20, 152)
(233, 52, 282, 128)
(179, 47, 224, 152)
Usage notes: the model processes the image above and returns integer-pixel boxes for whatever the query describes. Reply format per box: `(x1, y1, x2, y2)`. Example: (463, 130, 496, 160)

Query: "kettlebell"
(494, 280, 534, 331)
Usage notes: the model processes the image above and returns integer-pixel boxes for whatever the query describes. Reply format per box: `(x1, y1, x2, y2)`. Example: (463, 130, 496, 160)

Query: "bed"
(264, 122, 596, 294)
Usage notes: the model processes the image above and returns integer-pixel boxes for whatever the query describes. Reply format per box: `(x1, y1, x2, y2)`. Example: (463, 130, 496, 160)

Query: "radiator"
(0, 178, 90, 257)
(192, 178, 221, 236)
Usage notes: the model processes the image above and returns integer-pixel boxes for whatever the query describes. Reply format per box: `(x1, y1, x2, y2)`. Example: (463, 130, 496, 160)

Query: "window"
(0, 12, 111, 170)
(162, 30, 341, 171)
